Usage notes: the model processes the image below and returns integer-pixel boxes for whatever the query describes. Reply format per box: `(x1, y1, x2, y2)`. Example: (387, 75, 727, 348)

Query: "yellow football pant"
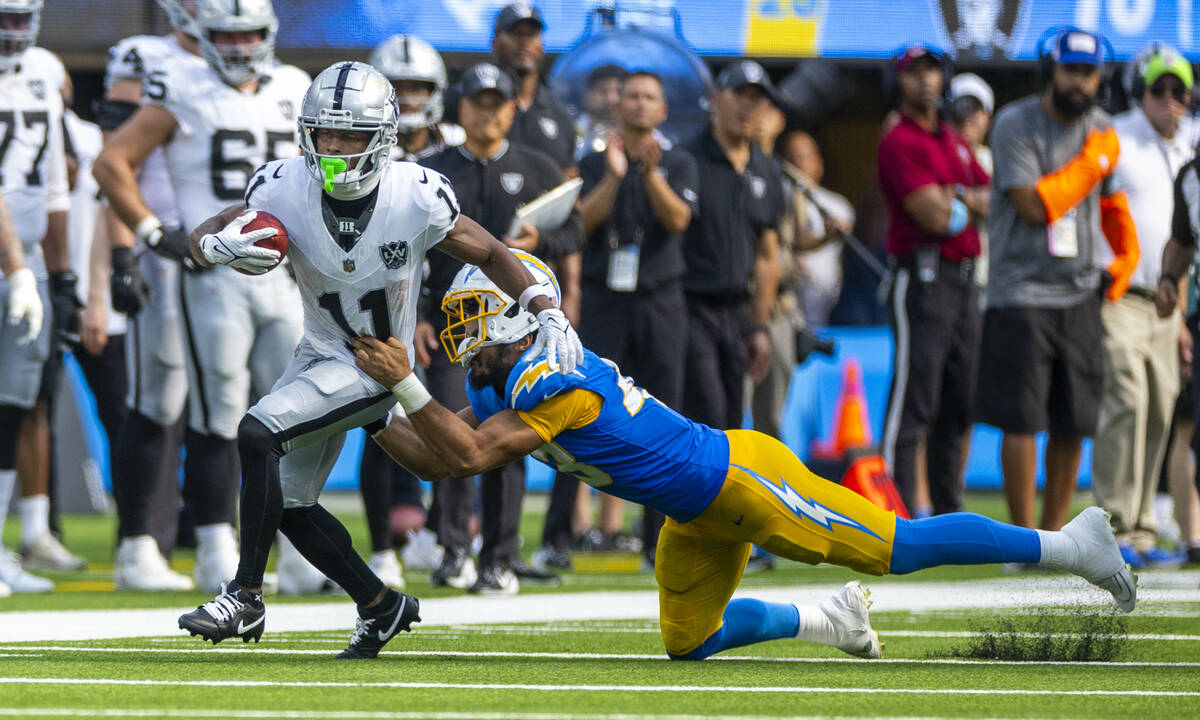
(655, 429, 897, 656)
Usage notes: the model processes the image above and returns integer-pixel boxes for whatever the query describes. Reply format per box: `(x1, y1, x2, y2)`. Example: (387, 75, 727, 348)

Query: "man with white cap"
(947, 73, 994, 287)
(1097, 44, 1196, 567)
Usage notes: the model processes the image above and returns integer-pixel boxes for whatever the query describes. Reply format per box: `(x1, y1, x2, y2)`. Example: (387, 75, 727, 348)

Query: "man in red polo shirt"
(878, 46, 990, 517)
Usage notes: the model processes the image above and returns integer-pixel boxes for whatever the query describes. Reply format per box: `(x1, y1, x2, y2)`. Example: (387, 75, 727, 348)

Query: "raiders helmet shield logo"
(379, 240, 409, 269)
(938, 0, 1030, 61)
(747, 175, 766, 199)
(501, 172, 524, 195)
(538, 117, 559, 139)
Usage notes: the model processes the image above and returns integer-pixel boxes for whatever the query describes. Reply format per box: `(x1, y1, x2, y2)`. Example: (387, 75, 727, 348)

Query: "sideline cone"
(811, 359, 871, 458)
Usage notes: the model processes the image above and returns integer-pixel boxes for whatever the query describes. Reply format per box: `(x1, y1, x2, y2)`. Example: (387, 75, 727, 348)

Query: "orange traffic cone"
(842, 454, 911, 518)
(811, 358, 871, 459)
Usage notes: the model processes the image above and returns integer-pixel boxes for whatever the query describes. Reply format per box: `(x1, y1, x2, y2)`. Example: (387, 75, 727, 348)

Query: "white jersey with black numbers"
(244, 157, 460, 366)
(147, 57, 310, 233)
(104, 33, 201, 229)
(0, 47, 68, 279)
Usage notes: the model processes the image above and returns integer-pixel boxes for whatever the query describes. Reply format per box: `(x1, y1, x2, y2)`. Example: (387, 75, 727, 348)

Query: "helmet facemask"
(200, 27, 273, 85)
(0, 2, 40, 71)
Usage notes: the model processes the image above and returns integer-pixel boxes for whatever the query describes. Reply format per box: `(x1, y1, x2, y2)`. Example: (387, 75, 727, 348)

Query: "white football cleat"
(0, 578, 11, 598)
(193, 525, 240, 594)
(369, 549, 406, 590)
(1060, 507, 1137, 613)
(400, 528, 444, 573)
(22, 532, 86, 572)
(113, 535, 194, 591)
(0, 549, 53, 593)
(819, 581, 882, 659)
(275, 533, 332, 595)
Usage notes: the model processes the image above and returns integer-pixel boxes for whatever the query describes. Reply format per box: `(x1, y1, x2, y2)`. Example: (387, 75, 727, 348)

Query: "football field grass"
(2, 492, 1199, 719)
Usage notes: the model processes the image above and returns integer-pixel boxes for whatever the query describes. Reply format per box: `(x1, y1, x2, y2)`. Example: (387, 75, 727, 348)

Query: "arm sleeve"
(515, 388, 604, 443)
(1172, 162, 1197, 248)
(1100, 189, 1139, 301)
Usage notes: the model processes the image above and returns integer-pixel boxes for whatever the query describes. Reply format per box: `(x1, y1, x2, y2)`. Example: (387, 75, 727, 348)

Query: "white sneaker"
(194, 526, 240, 594)
(22, 532, 87, 572)
(113, 536, 194, 591)
(819, 581, 882, 659)
(0, 549, 53, 593)
(401, 528, 444, 572)
(1060, 507, 1137, 613)
(275, 533, 332, 595)
(369, 550, 406, 590)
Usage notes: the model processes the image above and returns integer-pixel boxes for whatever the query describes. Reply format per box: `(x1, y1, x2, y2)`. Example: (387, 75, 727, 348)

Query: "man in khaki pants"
(1094, 44, 1194, 568)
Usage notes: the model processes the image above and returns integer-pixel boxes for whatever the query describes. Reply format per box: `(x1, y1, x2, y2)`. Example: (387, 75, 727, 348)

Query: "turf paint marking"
(0, 710, 1040, 720)
(4, 646, 1200, 668)
(0, 678, 1197, 697)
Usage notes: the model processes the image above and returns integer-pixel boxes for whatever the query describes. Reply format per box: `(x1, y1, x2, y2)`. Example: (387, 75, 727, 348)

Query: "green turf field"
(2, 491, 1198, 719)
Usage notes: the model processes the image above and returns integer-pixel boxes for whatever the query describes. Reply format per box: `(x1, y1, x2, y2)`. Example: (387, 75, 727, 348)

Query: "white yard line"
(3, 646, 1199, 667)
(0, 572, 1197, 643)
(0, 677, 1197, 696)
(0, 710, 1059, 720)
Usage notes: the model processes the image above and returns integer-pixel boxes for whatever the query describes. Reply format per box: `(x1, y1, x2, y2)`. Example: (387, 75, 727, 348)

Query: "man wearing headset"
(978, 28, 1139, 534)
(878, 46, 990, 518)
(1094, 44, 1195, 568)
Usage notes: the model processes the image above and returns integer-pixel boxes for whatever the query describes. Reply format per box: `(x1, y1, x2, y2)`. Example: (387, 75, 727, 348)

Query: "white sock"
(195, 523, 234, 549)
(18, 494, 49, 548)
(794, 604, 837, 645)
(1036, 529, 1075, 568)
(0, 469, 15, 542)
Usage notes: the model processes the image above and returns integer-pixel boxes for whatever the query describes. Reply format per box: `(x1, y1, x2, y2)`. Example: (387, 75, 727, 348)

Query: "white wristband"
(391, 373, 432, 414)
(133, 216, 162, 246)
(518, 285, 552, 311)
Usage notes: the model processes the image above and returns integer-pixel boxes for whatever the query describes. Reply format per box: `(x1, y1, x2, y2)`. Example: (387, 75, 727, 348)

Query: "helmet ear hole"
(504, 304, 521, 319)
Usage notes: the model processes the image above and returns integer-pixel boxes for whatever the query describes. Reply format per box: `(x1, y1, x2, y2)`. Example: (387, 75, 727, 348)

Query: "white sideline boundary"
(1, 677, 1198, 696)
(0, 710, 1080, 720)
(1, 573, 1197, 643)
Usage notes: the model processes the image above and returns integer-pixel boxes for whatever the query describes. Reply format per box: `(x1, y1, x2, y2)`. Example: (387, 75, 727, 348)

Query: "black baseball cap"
(716, 60, 785, 108)
(494, 2, 544, 33)
(456, 63, 517, 101)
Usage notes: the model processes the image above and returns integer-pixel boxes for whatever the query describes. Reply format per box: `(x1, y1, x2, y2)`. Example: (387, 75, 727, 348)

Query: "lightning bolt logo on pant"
(731, 464, 883, 541)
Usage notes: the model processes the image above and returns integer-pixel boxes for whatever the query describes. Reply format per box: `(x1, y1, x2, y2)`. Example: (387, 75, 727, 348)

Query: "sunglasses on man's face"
(1149, 78, 1191, 105)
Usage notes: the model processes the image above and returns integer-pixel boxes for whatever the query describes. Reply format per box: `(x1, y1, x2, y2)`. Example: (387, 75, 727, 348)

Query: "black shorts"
(975, 297, 1102, 436)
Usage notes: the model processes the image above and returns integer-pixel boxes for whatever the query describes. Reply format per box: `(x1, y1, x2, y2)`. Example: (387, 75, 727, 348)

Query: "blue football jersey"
(466, 348, 729, 522)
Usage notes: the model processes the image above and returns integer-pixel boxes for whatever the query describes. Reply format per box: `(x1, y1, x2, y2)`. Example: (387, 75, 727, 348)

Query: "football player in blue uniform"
(352, 250, 1136, 661)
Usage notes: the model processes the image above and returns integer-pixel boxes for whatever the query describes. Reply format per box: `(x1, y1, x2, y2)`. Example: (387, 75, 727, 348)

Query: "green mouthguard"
(320, 157, 348, 192)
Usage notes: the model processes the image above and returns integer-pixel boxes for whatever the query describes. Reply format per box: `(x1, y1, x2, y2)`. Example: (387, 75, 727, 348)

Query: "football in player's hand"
(235, 210, 289, 275)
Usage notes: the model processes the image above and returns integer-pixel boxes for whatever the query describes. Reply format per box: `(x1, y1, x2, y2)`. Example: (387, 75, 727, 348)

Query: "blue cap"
(1052, 30, 1105, 67)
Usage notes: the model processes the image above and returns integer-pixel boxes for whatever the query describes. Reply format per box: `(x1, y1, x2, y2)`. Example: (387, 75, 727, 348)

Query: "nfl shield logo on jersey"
(379, 240, 409, 269)
(501, 172, 524, 195)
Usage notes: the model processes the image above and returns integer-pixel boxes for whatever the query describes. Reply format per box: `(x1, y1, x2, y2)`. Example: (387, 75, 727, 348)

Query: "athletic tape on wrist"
(947, 198, 969, 236)
(391, 373, 432, 414)
(519, 285, 552, 311)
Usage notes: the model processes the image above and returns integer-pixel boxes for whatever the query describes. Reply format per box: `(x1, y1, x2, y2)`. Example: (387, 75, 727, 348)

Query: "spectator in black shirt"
(533, 71, 700, 571)
(491, 2, 577, 174)
(681, 61, 784, 431)
(422, 62, 584, 595)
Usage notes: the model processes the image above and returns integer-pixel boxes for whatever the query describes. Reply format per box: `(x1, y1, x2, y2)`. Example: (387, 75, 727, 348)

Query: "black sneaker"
(178, 581, 265, 644)
(336, 590, 421, 659)
(530, 544, 572, 571)
(512, 559, 561, 584)
(468, 565, 519, 595)
(431, 548, 477, 589)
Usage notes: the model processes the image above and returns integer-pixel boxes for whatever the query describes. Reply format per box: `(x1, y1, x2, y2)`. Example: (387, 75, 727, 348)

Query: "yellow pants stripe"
(656, 430, 896, 656)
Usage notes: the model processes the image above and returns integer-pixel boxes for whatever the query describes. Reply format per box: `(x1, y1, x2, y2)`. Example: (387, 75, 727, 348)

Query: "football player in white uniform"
(95, 0, 204, 592)
(175, 61, 582, 657)
(94, 0, 308, 595)
(0, 0, 71, 594)
(370, 33, 464, 163)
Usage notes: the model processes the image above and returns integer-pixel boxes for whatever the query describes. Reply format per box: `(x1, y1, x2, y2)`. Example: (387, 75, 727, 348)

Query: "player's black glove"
(48, 271, 83, 346)
(110, 246, 149, 316)
(137, 216, 202, 272)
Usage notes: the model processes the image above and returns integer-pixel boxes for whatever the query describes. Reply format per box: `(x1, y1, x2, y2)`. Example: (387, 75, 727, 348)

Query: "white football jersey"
(245, 157, 460, 365)
(104, 34, 202, 229)
(0, 47, 69, 279)
(148, 57, 310, 233)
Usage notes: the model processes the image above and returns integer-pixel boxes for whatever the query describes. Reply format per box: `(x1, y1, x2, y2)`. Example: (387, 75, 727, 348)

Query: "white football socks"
(19, 494, 49, 548)
(794, 604, 837, 645)
(1036, 528, 1075, 569)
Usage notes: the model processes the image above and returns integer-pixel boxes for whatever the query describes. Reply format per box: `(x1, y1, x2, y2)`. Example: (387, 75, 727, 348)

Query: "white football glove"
(197, 210, 280, 274)
(6, 267, 43, 346)
(530, 307, 583, 374)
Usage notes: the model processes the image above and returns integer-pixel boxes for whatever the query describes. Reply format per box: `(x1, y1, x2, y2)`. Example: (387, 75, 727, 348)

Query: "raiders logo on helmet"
(501, 172, 524, 195)
(938, 0, 1030, 61)
(379, 240, 409, 269)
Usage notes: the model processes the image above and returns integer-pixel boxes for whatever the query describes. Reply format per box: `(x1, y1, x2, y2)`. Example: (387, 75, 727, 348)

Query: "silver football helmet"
(298, 61, 399, 200)
(0, 0, 41, 71)
(369, 34, 447, 132)
(156, 0, 198, 38)
(193, 0, 277, 86)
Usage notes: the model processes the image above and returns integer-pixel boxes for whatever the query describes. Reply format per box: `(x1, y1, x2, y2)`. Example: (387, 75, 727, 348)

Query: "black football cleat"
(178, 581, 266, 644)
(336, 590, 421, 659)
